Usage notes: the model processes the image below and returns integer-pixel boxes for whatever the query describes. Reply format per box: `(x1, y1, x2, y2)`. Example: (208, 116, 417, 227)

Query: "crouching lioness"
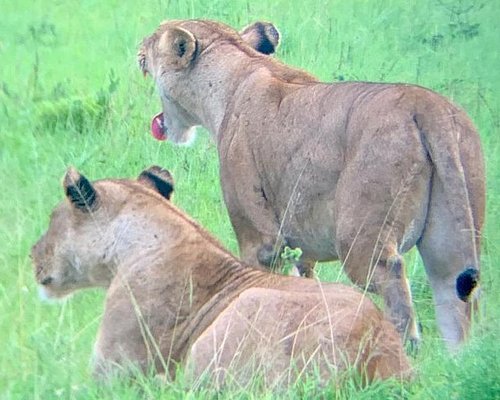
(31, 166, 410, 386)
(138, 20, 484, 348)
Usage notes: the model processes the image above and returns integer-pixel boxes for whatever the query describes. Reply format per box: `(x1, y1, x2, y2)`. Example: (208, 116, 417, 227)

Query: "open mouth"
(151, 112, 167, 141)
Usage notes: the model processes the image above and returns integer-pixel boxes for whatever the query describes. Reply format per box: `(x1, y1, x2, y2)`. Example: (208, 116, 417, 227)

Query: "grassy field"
(1, 0, 499, 398)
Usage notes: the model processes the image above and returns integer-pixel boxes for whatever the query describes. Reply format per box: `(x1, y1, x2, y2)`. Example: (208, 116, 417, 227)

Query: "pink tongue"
(151, 112, 167, 141)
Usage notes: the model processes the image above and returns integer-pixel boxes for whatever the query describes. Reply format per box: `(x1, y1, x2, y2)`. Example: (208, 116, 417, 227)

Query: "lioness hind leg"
(335, 196, 423, 346)
(336, 225, 420, 346)
(346, 253, 420, 347)
(373, 255, 421, 349)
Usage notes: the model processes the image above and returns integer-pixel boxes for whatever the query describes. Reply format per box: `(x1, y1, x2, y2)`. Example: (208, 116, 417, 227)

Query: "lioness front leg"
(257, 241, 316, 278)
(231, 221, 316, 277)
(92, 306, 150, 379)
(228, 213, 283, 269)
(219, 142, 285, 270)
(219, 133, 316, 276)
(226, 208, 317, 277)
(91, 281, 170, 379)
(296, 260, 316, 278)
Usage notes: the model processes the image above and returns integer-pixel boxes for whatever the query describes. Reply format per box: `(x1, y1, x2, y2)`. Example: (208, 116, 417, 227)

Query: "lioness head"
(31, 166, 174, 299)
(138, 20, 280, 143)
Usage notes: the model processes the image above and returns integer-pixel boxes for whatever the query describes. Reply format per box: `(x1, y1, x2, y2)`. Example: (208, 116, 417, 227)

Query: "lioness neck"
(189, 44, 317, 136)
(110, 199, 269, 297)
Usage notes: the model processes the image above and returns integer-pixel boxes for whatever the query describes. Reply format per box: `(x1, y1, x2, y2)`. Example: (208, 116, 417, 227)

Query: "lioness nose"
(41, 276, 53, 286)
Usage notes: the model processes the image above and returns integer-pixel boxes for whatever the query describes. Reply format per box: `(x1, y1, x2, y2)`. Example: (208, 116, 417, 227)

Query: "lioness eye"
(138, 54, 147, 76)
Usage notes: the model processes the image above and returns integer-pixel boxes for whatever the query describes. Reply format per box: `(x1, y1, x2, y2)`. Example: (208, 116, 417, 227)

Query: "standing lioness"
(31, 167, 410, 385)
(138, 20, 484, 348)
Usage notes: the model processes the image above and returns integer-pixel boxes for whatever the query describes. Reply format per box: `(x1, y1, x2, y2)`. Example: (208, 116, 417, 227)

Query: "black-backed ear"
(159, 26, 197, 69)
(138, 166, 175, 200)
(63, 167, 99, 212)
(240, 22, 280, 55)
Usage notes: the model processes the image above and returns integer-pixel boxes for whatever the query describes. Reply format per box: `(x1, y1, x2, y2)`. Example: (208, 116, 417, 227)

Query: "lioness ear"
(63, 167, 99, 212)
(240, 22, 280, 55)
(138, 166, 175, 200)
(160, 26, 197, 69)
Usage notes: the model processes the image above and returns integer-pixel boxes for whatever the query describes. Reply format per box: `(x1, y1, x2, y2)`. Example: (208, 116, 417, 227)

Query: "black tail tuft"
(456, 267, 479, 302)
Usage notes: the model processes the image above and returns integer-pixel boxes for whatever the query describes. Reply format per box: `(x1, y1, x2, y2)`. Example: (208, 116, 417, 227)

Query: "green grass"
(1, 0, 499, 398)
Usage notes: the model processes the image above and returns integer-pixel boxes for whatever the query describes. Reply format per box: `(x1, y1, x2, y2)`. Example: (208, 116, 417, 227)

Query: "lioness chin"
(31, 166, 410, 386)
(138, 19, 484, 349)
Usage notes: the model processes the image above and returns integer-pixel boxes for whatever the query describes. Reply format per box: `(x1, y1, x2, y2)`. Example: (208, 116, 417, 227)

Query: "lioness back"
(187, 285, 410, 386)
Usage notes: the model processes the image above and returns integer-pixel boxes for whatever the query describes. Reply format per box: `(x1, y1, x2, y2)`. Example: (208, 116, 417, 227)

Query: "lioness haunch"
(31, 166, 410, 386)
(139, 20, 484, 349)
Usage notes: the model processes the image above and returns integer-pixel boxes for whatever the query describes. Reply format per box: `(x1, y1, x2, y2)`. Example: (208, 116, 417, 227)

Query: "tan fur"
(31, 167, 410, 386)
(139, 20, 485, 348)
